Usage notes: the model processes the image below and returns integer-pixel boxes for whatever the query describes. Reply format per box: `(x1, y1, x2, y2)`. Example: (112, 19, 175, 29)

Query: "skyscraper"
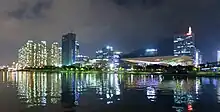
(174, 27, 196, 61)
(35, 41, 47, 67)
(62, 33, 76, 66)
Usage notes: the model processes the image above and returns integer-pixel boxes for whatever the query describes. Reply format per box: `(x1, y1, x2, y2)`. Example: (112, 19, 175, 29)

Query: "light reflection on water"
(0, 72, 220, 112)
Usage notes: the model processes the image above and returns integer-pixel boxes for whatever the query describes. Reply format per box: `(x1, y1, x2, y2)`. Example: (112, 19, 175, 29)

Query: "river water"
(0, 71, 219, 112)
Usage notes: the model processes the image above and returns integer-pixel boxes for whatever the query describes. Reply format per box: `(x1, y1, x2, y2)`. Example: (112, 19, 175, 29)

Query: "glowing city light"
(146, 49, 157, 52)
(186, 26, 192, 35)
(109, 63, 114, 70)
(217, 51, 220, 62)
(106, 45, 113, 51)
(195, 50, 199, 67)
(187, 104, 193, 111)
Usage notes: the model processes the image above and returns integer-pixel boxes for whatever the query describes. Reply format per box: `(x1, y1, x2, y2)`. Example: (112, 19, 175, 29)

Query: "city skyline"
(1, 0, 220, 64)
(1, 1, 220, 112)
(11, 28, 215, 67)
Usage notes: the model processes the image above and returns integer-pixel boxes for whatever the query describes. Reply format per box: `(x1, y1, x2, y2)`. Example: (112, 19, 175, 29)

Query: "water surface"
(0, 72, 219, 112)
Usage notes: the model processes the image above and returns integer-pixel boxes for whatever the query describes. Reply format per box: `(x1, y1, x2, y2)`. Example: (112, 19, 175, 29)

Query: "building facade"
(62, 33, 76, 66)
(174, 27, 196, 62)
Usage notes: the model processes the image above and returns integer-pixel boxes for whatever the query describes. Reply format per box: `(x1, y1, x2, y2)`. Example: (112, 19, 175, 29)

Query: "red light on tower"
(188, 104, 193, 111)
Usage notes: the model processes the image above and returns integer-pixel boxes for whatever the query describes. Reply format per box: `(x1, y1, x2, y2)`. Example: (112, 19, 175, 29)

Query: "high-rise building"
(51, 42, 60, 66)
(35, 41, 47, 67)
(58, 47, 62, 66)
(62, 33, 76, 66)
(18, 40, 48, 68)
(174, 27, 196, 61)
(217, 51, 220, 62)
(46, 43, 62, 66)
(31, 41, 46, 67)
(18, 40, 35, 67)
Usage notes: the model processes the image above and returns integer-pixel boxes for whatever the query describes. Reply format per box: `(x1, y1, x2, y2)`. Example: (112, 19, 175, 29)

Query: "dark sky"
(0, 0, 220, 64)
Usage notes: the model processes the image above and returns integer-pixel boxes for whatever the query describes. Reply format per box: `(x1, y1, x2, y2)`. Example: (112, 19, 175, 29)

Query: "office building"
(174, 27, 196, 61)
(62, 33, 76, 66)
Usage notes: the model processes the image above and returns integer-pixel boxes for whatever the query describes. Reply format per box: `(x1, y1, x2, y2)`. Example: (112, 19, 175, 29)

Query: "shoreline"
(12, 69, 220, 77)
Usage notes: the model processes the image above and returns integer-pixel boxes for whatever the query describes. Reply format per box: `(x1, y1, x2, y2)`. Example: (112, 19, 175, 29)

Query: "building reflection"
(125, 75, 162, 102)
(95, 74, 121, 104)
(125, 75, 161, 88)
(3, 71, 220, 112)
(1, 72, 123, 107)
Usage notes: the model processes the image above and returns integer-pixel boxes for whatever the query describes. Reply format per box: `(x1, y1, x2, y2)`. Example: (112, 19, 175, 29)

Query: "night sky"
(0, 0, 220, 64)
